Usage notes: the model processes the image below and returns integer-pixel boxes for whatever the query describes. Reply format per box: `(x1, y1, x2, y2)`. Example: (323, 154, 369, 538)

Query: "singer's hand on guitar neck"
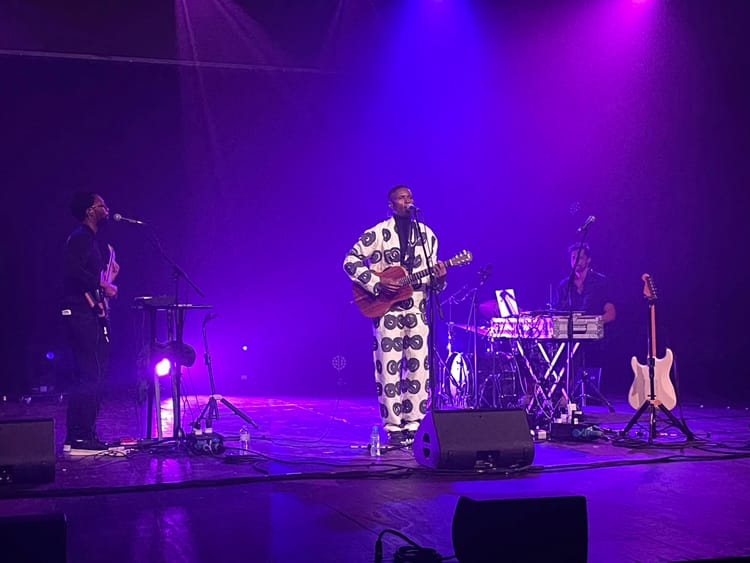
(100, 280, 118, 299)
(433, 261, 447, 279)
(110, 259, 120, 282)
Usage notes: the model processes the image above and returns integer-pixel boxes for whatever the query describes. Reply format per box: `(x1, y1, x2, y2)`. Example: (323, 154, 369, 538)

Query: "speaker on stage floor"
(0, 418, 55, 484)
(452, 495, 588, 563)
(0, 513, 67, 562)
(413, 409, 534, 470)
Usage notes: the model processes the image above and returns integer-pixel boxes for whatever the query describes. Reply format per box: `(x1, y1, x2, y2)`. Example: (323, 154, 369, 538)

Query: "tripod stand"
(572, 366, 615, 412)
(622, 274, 693, 443)
(193, 313, 258, 432)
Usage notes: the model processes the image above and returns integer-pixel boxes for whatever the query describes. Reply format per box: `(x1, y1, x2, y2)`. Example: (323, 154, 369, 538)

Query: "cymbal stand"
(437, 284, 471, 409)
(192, 313, 258, 433)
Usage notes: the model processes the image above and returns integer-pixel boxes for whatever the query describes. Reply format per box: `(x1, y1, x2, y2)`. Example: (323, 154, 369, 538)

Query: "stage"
(1, 392, 749, 562)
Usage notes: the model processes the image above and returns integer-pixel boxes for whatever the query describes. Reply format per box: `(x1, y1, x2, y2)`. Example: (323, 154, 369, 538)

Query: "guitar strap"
(393, 215, 414, 273)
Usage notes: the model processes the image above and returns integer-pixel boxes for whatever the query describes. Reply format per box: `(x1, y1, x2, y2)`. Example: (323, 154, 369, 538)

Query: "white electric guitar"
(627, 274, 677, 410)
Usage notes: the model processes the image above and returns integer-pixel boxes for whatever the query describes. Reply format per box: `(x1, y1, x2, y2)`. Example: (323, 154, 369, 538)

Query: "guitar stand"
(192, 314, 258, 433)
(622, 398, 694, 443)
(622, 362, 694, 443)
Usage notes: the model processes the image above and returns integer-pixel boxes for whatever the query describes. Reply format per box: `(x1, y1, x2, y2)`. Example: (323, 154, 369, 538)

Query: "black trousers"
(63, 308, 109, 441)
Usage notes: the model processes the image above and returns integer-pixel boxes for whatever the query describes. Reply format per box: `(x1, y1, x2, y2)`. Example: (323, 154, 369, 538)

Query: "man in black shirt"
(555, 242, 616, 323)
(61, 192, 119, 454)
(554, 242, 616, 408)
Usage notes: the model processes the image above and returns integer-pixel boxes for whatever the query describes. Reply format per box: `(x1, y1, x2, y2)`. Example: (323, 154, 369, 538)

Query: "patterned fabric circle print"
(382, 229, 391, 242)
(404, 313, 418, 328)
(419, 399, 428, 414)
(384, 248, 400, 264)
(402, 398, 413, 414)
(372, 337, 379, 352)
(392, 402, 402, 417)
(405, 334, 423, 350)
(383, 314, 398, 330)
(357, 270, 372, 285)
(375, 381, 383, 396)
(375, 359, 382, 374)
(409, 379, 421, 394)
(406, 357, 420, 373)
(384, 382, 398, 398)
(380, 403, 388, 418)
(392, 337, 403, 352)
(371, 250, 383, 264)
(344, 260, 362, 276)
(397, 297, 414, 310)
(361, 231, 376, 246)
(381, 337, 394, 352)
(386, 359, 400, 375)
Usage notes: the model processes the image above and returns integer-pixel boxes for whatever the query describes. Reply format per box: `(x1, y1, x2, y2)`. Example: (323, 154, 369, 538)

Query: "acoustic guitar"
(352, 250, 473, 318)
(627, 273, 677, 410)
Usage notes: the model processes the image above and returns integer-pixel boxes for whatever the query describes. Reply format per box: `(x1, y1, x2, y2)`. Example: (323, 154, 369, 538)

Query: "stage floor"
(1, 391, 749, 562)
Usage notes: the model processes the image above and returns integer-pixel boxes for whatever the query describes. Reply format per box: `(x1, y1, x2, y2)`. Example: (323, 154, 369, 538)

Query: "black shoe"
(386, 431, 405, 447)
(65, 437, 109, 456)
(402, 430, 416, 446)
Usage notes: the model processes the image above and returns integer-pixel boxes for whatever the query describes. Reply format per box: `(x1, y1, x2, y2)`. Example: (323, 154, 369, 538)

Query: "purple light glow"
(155, 358, 172, 377)
(241, 345, 248, 352)
(45, 351, 55, 360)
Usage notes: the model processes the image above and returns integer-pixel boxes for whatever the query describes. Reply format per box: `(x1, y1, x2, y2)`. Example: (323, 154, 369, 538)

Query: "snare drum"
(446, 352, 473, 403)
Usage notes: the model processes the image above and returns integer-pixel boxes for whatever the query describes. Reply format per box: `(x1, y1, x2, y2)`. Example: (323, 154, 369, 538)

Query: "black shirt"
(554, 269, 611, 316)
(62, 224, 105, 309)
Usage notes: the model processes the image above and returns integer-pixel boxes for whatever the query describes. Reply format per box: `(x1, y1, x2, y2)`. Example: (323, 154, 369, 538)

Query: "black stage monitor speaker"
(0, 418, 55, 484)
(413, 409, 534, 470)
(0, 513, 67, 562)
(452, 495, 588, 563)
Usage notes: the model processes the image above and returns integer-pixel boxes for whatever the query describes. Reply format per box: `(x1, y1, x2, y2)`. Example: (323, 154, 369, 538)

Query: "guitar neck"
(398, 259, 455, 286)
(649, 302, 657, 358)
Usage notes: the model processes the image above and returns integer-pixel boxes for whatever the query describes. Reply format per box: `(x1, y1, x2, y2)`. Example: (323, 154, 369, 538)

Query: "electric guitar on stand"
(622, 273, 694, 442)
(628, 273, 677, 410)
(353, 250, 473, 318)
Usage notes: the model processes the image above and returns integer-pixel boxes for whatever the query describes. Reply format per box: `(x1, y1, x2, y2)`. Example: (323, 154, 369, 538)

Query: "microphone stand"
(411, 210, 443, 415)
(147, 231, 206, 441)
(564, 230, 591, 417)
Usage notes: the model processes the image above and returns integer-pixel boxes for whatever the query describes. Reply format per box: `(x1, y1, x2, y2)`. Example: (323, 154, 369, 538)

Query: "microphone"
(112, 213, 146, 225)
(577, 215, 596, 232)
(203, 312, 218, 326)
(406, 204, 419, 213)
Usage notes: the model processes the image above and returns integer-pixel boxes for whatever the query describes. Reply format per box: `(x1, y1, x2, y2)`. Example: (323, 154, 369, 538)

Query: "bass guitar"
(84, 244, 116, 343)
(627, 273, 677, 410)
(352, 250, 473, 318)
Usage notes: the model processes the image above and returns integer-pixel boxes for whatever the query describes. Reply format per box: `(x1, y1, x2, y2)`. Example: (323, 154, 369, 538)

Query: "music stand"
(137, 298, 212, 440)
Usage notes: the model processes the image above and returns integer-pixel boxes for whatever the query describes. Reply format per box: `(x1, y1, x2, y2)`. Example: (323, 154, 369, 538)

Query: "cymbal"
(451, 323, 491, 337)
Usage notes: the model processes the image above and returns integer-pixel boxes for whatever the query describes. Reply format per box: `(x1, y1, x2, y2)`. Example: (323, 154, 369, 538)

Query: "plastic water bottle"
(239, 426, 250, 455)
(369, 425, 381, 457)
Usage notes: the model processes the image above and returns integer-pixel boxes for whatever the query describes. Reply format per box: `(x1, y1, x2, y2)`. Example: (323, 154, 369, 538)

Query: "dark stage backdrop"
(1, 0, 748, 407)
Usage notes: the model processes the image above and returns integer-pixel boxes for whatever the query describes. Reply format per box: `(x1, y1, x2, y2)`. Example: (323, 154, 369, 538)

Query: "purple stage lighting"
(155, 358, 172, 377)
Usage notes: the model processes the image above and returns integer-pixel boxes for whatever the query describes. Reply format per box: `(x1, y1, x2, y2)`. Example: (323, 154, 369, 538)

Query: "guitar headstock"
(447, 250, 473, 267)
(641, 273, 658, 302)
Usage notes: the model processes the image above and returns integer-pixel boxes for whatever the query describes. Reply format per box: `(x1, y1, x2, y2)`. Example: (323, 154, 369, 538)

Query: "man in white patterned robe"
(343, 186, 446, 445)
